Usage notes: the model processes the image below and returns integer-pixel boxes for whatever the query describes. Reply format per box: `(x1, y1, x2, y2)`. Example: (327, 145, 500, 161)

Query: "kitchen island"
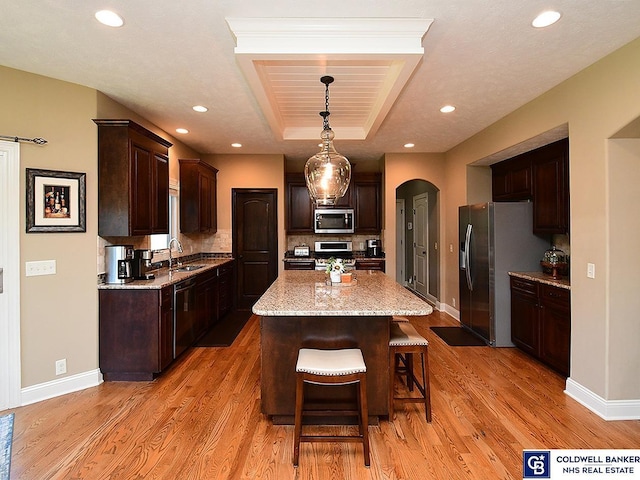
(252, 270, 432, 423)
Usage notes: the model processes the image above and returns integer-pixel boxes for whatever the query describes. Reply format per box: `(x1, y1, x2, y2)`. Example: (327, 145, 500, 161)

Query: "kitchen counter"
(253, 270, 432, 316)
(508, 271, 570, 290)
(254, 270, 432, 422)
(98, 257, 234, 290)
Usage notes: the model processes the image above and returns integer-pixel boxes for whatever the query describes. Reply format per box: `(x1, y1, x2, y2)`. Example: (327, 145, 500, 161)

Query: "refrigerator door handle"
(464, 223, 473, 291)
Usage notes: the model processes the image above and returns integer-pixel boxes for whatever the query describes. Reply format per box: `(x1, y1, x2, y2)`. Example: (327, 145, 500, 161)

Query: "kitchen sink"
(172, 264, 205, 272)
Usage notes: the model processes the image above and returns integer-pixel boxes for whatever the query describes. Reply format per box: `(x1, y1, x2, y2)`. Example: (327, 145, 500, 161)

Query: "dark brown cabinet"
(491, 154, 532, 201)
(491, 138, 569, 234)
(510, 276, 570, 376)
(285, 172, 382, 233)
(99, 286, 174, 381)
(286, 173, 315, 233)
(94, 119, 172, 237)
(195, 268, 218, 337)
(217, 260, 235, 319)
(180, 159, 218, 234)
(355, 259, 385, 272)
(353, 173, 382, 233)
(532, 139, 569, 234)
(284, 260, 315, 270)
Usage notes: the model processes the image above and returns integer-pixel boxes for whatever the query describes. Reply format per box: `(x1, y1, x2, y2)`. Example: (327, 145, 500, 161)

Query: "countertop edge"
(508, 271, 570, 290)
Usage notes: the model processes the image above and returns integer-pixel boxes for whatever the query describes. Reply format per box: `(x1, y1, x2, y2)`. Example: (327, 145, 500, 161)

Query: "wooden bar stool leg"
(358, 373, 370, 466)
(423, 346, 432, 422)
(389, 347, 396, 419)
(293, 373, 304, 467)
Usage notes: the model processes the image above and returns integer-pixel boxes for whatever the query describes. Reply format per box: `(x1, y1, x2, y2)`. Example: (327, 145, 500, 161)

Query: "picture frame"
(26, 168, 86, 233)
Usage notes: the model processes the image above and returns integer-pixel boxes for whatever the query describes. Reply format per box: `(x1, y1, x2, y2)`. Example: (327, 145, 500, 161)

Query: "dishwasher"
(174, 278, 197, 358)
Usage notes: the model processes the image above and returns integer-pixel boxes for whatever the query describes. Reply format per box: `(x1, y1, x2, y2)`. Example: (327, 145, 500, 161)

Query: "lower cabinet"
(284, 260, 315, 270)
(99, 286, 174, 381)
(510, 276, 570, 376)
(355, 258, 385, 272)
(217, 260, 235, 319)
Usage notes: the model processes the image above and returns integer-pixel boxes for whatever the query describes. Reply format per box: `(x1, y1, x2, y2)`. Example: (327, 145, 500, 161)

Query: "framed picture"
(26, 168, 86, 233)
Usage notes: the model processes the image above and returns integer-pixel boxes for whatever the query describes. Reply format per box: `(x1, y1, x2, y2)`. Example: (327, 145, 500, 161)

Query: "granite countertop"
(98, 257, 234, 290)
(252, 270, 433, 317)
(508, 271, 571, 290)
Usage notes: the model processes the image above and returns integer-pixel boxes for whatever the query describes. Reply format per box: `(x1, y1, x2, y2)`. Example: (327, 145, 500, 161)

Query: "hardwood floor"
(6, 311, 639, 479)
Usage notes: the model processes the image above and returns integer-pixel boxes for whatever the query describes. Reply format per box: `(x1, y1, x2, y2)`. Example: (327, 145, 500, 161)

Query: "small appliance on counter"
(293, 245, 310, 257)
(105, 245, 134, 284)
(366, 239, 383, 257)
(132, 249, 155, 280)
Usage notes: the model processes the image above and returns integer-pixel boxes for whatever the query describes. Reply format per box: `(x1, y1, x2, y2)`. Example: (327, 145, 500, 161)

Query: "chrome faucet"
(168, 237, 183, 269)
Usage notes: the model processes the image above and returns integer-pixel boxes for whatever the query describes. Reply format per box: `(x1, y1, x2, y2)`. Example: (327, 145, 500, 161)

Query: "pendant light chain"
(323, 80, 331, 130)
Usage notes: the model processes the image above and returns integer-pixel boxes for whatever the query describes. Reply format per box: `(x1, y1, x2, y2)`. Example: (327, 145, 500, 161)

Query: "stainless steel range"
(314, 241, 356, 271)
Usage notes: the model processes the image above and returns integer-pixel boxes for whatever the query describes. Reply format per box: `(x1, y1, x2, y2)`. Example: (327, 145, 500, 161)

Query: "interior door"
(412, 193, 428, 298)
(0, 141, 21, 410)
(395, 199, 405, 284)
(233, 189, 278, 310)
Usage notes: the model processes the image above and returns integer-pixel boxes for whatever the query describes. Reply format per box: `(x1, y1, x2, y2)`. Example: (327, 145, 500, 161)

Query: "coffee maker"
(366, 239, 383, 257)
(132, 249, 155, 280)
(105, 245, 134, 284)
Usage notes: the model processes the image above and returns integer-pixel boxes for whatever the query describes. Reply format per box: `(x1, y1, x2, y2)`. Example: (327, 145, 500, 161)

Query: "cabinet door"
(355, 259, 385, 272)
(286, 174, 314, 232)
(533, 139, 569, 234)
(199, 172, 212, 232)
(491, 155, 532, 201)
(217, 261, 235, 319)
(159, 287, 174, 370)
(130, 142, 154, 235)
(353, 173, 381, 233)
(539, 285, 570, 376)
(510, 277, 539, 356)
(153, 153, 169, 234)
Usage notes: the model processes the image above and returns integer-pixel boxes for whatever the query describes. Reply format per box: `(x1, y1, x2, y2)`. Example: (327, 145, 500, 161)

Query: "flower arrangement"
(325, 257, 345, 274)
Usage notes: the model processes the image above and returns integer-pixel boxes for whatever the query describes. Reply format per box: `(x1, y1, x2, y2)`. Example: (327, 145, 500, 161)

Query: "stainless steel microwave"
(314, 208, 354, 234)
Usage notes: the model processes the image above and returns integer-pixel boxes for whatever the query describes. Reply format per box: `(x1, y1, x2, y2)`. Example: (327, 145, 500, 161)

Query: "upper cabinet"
(285, 171, 382, 234)
(179, 159, 218, 234)
(532, 139, 569, 234)
(492, 138, 569, 234)
(94, 119, 172, 237)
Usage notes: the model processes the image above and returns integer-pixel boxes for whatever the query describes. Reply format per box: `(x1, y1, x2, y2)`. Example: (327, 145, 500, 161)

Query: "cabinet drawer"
(540, 284, 570, 310)
(284, 260, 315, 270)
(510, 277, 538, 297)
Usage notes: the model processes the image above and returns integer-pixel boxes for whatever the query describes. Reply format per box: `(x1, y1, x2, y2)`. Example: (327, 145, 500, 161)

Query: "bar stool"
(389, 321, 432, 422)
(293, 348, 370, 467)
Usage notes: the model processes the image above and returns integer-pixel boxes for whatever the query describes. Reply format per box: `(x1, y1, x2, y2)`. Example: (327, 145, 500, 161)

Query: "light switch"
(587, 263, 595, 279)
(26, 260, 56, 277)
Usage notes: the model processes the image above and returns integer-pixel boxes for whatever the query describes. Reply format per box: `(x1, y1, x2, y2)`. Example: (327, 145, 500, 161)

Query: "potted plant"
(326, 257, 345, 283)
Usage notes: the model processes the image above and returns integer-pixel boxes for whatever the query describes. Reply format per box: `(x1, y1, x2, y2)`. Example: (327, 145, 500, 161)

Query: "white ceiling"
(1, 1, 640, 165)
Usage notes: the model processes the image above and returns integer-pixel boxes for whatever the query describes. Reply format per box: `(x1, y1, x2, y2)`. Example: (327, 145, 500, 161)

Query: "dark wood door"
(233, 189, 278, 310)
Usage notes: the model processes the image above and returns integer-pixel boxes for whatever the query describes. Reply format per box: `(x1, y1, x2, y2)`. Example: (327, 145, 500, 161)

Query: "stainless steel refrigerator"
(459, 202, 549, 346)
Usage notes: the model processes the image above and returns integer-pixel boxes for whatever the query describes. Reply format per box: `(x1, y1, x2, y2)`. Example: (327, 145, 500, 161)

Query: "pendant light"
(304, 76, 351, 206)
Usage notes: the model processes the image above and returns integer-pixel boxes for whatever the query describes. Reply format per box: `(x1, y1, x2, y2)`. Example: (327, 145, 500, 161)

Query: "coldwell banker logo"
(524, 451, 551, 478)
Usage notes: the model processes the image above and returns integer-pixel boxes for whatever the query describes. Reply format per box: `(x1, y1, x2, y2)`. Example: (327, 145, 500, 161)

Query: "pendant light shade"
(304, 76, 351, 206)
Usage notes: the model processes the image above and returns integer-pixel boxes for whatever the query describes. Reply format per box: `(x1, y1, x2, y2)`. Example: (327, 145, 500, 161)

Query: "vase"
(330, 271, 342, 283)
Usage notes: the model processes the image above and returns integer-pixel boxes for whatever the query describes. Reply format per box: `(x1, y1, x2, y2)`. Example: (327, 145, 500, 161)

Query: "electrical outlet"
(26, 260, 56, 277)
(452, 298, 456, 307)
(55, 359, 67, 375)
(449, 244, 453, 253)
(587, 263, 596, 279)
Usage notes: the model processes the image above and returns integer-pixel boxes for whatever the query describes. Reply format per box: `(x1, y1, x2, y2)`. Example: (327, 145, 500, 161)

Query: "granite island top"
(97, 257, 234, 290)
(508, 271, 570, 290)
(252, 270, 433, 317)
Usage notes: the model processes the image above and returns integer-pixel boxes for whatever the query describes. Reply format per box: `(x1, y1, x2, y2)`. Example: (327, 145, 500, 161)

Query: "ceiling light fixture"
(404, 143, 415, 148)
(440, 105, 456, 113)
(304, 76, 351, 207)
(176, 128, 189, 134)
(95, 10, 124, 27)
(193, 105, 208, 113)
(532, 10, 561, 28)
(231, 143, 242, 148)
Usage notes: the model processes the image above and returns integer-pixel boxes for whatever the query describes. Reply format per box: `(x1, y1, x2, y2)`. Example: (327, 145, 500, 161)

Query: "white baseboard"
(20, 369, 103, 407)
(443, 303, 460, 321)
(565, 377, 640, 421)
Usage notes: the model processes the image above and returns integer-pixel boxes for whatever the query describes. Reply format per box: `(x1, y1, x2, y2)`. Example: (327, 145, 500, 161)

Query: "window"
(150, 188, 178, 251)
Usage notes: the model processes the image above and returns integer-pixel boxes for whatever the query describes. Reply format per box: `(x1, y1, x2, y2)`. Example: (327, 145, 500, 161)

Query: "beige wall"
(1, 66, 99, 386)
(440, 37, 640, 400)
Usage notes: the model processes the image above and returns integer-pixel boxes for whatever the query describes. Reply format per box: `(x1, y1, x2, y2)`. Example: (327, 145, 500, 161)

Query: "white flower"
(325, 257, 345, 274)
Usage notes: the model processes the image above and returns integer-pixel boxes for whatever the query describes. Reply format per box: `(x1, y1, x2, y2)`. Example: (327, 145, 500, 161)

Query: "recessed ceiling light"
(231, 143, 242, 148)
(404, 143, 415, 148)
(440, 105, 456, 113)
(95, 10, 124, 27)
(176, 128, 189, 134)
(192, 105, 208, 113)
(532, 10, 561, 28)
